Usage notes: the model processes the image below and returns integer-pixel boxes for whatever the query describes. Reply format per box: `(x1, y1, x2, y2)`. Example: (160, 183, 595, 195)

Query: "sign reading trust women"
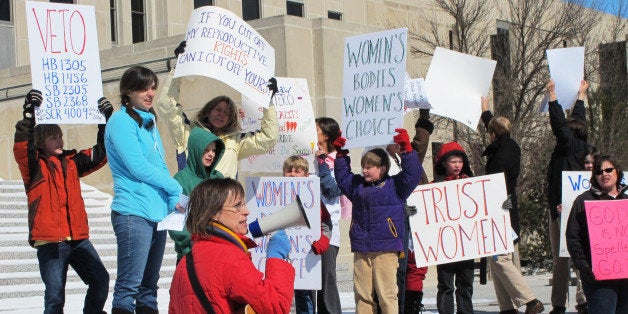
(245, 177, 322, 290)
(407, 173, 513, 267)
(26, 1, 104, 124)
(240, 77, 317, 173)
(342, 28, 407, 149)
(175, 6, 275, 107)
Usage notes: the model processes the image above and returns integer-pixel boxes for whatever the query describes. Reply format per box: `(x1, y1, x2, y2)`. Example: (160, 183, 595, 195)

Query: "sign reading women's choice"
(175, 6, 275, 107)
(584, 199, 628, 280)
(407, 174, 513, 267)
(26, 1, 104, 124)
(559, 171, 628, 257)
(425, 48, 496, 130)
(245, 177, 321, 289)
(342, 28, 407, 148)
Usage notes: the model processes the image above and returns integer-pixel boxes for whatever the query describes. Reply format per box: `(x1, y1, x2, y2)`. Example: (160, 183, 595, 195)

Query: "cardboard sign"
(584, 199, 628, 280)
(407, 174, 513, 267)
(546, 47, 584, 110)
(404, 74, 431, 109)
(240, 78, 317, 173)
(245, 177, 322, 290)
(560, 171, 628, 257)
(342, 28, 407, 149)
(26, 1, 104, 124)
(425, 47, 496, 130)
(174, 6, 275, 107)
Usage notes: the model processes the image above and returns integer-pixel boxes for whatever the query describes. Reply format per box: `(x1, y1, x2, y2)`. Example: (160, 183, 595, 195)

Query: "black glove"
(267, 77, 278, 98)
(501, 195, 513, 211)
(405, 205, 417, 217)
(174, 41, 186, 57)
(23, 89, 43, 120)
(419, 108, 430, 119)
(97, 97, 113, 120)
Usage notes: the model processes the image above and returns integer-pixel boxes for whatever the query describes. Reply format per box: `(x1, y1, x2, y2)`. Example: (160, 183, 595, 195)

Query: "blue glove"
(266, 230, 291, 259)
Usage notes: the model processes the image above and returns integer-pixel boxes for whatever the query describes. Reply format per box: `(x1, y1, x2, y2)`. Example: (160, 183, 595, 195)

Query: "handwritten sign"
(425, 47, 496, 130)
(404, 74, 430, 109)
(560, 171, 628, 257)
(245, 177, 322, 289)
(26, 1, 104, 124)
(546, 47, 584, 110)
(342, 28, 407, 149)
(407, 174, 513, 267)
(239, 78, 317, 173)
(584, 199, 628, 280)
(174, 6, 275, 107)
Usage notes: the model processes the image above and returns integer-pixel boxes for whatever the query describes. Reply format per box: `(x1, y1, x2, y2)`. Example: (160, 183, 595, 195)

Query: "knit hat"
(434, 141, 473, 177)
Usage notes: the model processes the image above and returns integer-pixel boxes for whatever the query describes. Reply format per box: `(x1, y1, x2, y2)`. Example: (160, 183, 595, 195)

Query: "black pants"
(436, 259, 474, 314)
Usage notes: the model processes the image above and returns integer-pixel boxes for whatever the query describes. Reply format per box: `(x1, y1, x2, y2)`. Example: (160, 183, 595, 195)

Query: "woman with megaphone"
(169, 178, 295, 313)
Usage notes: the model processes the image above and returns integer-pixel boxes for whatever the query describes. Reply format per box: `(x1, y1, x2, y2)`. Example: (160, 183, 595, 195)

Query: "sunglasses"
(595, 167, 615, 175)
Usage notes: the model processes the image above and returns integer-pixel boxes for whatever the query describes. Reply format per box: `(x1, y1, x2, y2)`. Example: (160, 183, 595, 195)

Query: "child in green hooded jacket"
(170, 127, 225, 263)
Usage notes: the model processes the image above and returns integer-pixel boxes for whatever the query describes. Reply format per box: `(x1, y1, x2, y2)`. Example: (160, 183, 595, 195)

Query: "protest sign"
(425, 47, 496, 130)
(407, 173, 513, 267)
(26, 1, 104, 124)
(245, 177, 322, 289)
(174, 6, 275, 107)
(560, 171, 628, 257)
(404, 73, 430, 109)
(342, 28, 407, 148)
(584, 199, 628, 280)
(546, 47, 584, 110)
(240, 78, 317, 173)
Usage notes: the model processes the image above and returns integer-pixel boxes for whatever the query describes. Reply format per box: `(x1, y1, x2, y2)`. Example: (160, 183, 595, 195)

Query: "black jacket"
(481, 110, 521, 240)
(566, 184, 628, 283)
(546, 99, 589, 220)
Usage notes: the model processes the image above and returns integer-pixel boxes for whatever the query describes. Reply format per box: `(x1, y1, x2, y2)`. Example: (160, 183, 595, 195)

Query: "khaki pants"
(354, 252, 399, 314)
(490, 252, 536, 310)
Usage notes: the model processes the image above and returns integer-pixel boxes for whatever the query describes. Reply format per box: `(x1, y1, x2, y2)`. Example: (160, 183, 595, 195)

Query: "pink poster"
(584, 199, 628, 280)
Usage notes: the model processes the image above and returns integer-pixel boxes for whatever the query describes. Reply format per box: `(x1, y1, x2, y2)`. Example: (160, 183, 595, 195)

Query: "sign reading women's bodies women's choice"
(584, 199, 628, 280)
(175, 6, 275, 108)
(559, 171, 628, 257)
(245, 177, 322, 290)
(240, 78, 317, 173)
(407, 174, 513, 267)
(342, 28, 407, 149)
(26, 1, 104, 124)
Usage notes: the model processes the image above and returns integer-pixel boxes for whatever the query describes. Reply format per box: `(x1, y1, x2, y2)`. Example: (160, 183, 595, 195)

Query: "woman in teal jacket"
(170, 127, 225, 263)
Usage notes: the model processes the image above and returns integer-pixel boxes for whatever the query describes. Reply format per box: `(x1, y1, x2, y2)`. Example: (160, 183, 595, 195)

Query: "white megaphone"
(249, 195, 311, 238)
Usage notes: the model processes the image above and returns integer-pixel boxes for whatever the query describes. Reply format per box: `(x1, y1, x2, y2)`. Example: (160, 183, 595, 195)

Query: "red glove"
(333, 132, 348, 157)
(311, 235, 330, 255)
(393, 128, 412, 153)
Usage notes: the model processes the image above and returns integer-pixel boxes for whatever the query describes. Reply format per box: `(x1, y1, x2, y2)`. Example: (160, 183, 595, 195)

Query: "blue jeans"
(295, 290, 315, 314)
(581, 278, 628, 314)
(37, 239, 109, 314)
(111, 211, 167, 312)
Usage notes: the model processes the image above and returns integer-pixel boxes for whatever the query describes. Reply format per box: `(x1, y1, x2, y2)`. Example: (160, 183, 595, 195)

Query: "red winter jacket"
(13, 119, 107, 246)
(169, 228, 295, 314)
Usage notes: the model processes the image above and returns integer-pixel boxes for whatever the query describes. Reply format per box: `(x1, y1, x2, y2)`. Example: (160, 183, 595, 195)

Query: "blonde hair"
(488, 116, 511, 137)
(283, 155, 309, 174)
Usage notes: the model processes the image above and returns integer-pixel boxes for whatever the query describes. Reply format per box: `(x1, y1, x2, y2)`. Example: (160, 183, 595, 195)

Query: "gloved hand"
(311, 235, 330, 255)
(332, 132, 349, 157)
(97, 97, 113, 121)
(174, 41, 186, 57)
(419, 108, 430, 119)
(23, 89, 43, 120)
(501, 195, 513, 211)
(266, 230, 291, 259)
(267, 77, 278, 98)
(393, 128, 412, 153)
(405, 205, 417, 217)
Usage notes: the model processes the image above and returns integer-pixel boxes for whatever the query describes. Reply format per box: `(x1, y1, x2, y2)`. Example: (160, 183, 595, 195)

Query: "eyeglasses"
(222, 202, 246, 213)
(595, 167, 615, 175)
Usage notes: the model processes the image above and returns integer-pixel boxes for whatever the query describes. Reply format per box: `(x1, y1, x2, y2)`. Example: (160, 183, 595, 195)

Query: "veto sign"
(584, 199, 628, 280)
(26, 1, 104, 124)
(407, 174, 513, 267)
(245, 177, 322, 290)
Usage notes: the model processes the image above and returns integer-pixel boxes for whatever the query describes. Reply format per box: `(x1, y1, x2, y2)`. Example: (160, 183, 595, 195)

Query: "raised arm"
(13, 90, 43, 188)
(480, 96, 494, 130)
(74, 97, 112, 177)
(570, 80, 588, 122)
